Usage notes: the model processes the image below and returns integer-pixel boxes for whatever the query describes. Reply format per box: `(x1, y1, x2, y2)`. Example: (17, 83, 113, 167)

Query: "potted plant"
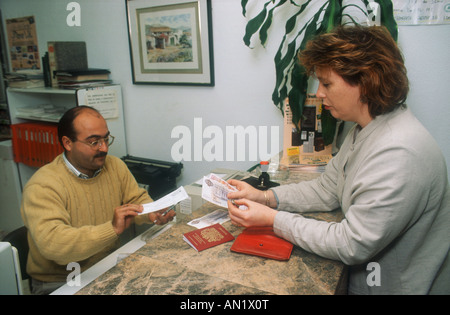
(241, 0, 398, 145)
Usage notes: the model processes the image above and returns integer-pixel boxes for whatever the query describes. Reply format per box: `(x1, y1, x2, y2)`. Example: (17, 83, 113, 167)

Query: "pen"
(162, 205, 175, 216)
(153, 205, 175, 224)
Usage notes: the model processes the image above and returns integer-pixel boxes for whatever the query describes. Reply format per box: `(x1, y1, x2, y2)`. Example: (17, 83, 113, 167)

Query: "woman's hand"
(227, 198, 277, 228)
(227, 179, 265, 204)
(227, 179, 277, 208)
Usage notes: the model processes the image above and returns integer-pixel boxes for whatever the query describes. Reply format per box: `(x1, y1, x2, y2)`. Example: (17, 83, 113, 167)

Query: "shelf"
(7, 84, 126, 160)
(7, 87, 76, 95)
(15, 115, 61, 123)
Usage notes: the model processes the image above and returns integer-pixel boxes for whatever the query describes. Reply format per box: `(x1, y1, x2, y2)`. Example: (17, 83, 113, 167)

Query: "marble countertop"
(77, 171, 347, 295)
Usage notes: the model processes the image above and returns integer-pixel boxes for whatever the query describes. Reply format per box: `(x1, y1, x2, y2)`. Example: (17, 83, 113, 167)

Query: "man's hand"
(112, 204, 143, 235)
(149, 207, 176, 225)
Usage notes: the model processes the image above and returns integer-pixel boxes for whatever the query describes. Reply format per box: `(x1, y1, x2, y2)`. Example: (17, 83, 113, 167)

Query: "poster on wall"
(5, 16, 41, 70)
(393, 0, 450, 25)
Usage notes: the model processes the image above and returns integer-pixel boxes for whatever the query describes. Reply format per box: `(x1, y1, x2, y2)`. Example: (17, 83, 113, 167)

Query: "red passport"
(183, 223, 235, 252)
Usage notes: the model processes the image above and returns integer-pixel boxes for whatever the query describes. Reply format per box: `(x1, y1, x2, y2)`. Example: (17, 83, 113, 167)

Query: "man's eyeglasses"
(75, 135, 115, 150)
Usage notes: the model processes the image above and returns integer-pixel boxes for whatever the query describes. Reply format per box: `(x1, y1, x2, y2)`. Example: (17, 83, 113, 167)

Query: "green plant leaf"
(243, 1, 272, 47)
(288, 64, 308, 126)
(259, 0, 289, 47)
(287, 1, 332, 136)
(322, 0, 341, 33)
(377, 0, 398, 40)
(241, 0, 249, 16)
(272, 1, 319, 108)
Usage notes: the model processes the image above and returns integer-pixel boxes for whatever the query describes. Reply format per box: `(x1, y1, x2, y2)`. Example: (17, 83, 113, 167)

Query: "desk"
(73, 172, 347, 295)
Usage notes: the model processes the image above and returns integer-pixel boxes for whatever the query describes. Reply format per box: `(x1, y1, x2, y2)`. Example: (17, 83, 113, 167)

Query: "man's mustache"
(94, 152, 107, 158)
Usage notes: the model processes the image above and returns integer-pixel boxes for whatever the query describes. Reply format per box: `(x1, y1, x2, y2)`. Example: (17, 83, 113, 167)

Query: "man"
(21, 106, 175, 294)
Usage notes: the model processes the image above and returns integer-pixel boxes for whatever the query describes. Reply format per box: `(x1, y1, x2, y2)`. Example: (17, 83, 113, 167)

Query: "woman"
(227, 26, 449, 294)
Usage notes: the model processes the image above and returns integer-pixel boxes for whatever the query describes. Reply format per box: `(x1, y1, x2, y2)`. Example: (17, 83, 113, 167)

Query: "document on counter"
(141, 186, 189, 215)
(187, 209, 230, 229)
(201, 173, 238, 208)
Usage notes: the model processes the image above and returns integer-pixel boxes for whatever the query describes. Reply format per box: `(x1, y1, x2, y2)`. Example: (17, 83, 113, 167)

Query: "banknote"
(201, 174, 237, 208)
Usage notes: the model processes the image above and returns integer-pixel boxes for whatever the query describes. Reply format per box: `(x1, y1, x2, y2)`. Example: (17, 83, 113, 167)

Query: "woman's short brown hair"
(299, 25, 409, 117)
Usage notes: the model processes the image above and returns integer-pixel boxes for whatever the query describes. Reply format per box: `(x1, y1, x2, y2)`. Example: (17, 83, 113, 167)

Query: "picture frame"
(126, 0, 214, 86)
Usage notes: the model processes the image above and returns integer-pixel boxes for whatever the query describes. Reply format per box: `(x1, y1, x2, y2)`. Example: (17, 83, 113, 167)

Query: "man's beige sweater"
(20, 154, 152, 282)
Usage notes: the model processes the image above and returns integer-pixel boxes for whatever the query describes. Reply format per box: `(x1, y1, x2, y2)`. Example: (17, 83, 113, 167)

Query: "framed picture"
(126, 0, 214, 86)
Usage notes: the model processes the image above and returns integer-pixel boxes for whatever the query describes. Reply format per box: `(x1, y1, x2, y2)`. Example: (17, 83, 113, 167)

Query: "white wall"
(397, 25, 450, 183)
(1, 0, 449, 186)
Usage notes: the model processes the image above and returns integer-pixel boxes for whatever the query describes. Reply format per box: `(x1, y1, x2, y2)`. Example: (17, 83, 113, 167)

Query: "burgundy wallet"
(230, 227, 294, 261)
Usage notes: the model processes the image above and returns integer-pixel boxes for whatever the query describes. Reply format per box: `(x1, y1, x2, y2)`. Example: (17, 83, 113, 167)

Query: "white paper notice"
(141, 186, 189, 215)
(84, 89, 119, 119)
(393, 0, 450, 25)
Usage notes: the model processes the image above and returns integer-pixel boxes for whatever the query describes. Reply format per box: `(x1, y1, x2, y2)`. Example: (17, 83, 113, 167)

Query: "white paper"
(393, 0, 450, 25)
(141, 186, 189, 215)
(83, 88, 119, 119)
(187, 209, 230, 229)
